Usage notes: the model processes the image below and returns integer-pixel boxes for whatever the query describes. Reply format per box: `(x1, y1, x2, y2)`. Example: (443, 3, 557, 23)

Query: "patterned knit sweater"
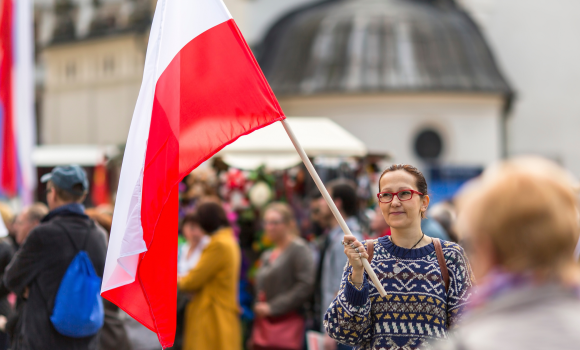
(324, 237, 473, 350)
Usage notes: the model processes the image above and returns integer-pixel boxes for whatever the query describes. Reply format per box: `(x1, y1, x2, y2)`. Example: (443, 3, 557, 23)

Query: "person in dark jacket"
(1, 203, 48, 349)
(4, 165, 107, 350)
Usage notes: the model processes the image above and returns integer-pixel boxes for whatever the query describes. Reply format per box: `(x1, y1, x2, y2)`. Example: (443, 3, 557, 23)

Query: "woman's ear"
(420, 195, 430, 218)
(422, 195, 430, 211)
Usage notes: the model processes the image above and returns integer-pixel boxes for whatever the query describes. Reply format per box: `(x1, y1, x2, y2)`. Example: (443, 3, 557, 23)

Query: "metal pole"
(281, 119, 387, 297)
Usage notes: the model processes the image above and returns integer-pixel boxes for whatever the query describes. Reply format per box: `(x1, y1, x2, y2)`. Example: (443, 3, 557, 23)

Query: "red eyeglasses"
(377, 190, 423, 203)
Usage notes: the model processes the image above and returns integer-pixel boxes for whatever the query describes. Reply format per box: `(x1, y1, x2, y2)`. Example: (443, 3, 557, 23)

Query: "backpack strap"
(54, 219, 93, 252)
(433, 238, 449, 292)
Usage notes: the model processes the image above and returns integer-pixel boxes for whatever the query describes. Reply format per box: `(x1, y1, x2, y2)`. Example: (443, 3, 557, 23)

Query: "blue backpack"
(51, 222, 104, 338)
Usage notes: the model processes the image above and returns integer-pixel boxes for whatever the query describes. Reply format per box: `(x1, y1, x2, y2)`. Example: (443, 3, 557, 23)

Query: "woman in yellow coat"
(178, 202, 241, 350)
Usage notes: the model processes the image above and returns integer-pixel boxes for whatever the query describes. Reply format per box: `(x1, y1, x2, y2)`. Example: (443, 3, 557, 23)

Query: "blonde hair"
(264, 202, 299, 235)
(457, 157, 580, 279)
(26, 203, 49, 223)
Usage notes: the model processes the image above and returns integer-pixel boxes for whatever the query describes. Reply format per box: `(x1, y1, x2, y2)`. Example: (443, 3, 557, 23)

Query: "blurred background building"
(28, 0, 580, 201)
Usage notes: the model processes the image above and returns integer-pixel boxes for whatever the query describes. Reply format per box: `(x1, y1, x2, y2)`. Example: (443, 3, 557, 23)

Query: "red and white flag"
(100, 0, 285, 347)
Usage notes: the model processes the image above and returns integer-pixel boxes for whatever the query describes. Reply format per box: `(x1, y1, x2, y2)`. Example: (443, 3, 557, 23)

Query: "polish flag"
(100, 0, 285, 347)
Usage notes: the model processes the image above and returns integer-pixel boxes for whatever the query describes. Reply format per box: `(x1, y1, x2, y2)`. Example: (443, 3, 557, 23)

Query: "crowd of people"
(169, 157, 580, 350)
(0, 165, 131, 350)
(0, 156, 579, 350)
(172, 179, 370, 350)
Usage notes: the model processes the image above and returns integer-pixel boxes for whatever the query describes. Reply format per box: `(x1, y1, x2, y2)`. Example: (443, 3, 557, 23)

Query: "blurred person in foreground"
(325, 164, 474, 350)
(177, 202, 241, 350)
(85, 208, 132, 350)
(4, 165, 107, 350)
(439, 157, 580, 350)
(251, 202, 315, 350)
(313, 180, 363, 350)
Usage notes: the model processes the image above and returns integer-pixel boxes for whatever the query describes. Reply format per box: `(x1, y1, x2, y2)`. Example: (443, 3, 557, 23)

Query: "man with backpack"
(4, 165, 107, 350)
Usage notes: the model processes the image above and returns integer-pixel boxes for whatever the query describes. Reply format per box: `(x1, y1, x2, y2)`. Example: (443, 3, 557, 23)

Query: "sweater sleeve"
(445, 243, 475, 328)
(268, 244, 315, 316)
(324, 261, 373, 347)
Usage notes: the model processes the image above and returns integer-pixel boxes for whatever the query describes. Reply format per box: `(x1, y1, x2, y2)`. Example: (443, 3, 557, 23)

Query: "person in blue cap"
(3, 165, 107, 350)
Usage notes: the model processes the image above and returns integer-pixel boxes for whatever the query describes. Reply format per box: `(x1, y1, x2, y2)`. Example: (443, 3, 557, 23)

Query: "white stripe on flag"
(155, 0, 232, 82)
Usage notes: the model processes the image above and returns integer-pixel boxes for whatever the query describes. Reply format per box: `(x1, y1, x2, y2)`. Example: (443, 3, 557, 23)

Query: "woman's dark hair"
(54, 183, 86, 203)
(194, 202, 230, 234)
(378, 164, 428, 218)
(181, 212, 200, 230)
(328, 179, 358, 217)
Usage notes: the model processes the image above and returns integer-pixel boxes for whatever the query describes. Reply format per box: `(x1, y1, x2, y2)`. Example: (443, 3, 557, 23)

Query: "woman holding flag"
(324, 164, 474, 349)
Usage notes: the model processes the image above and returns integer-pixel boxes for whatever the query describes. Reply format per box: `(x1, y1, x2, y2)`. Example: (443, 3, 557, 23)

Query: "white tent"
(218, 117, 367, 170)
(32, 145, 119, 167)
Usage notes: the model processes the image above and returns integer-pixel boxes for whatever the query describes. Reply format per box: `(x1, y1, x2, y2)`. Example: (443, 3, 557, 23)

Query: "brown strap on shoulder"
(366, 240, 375, 262)
(433, 238, 449, 292)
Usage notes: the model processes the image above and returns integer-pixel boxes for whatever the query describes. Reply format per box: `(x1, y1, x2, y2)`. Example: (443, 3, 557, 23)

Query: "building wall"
(150, 0, 318, 46)
(279, 93, 504, 167)
(37, 0, 323, 146)
(42, 34, 146, 145)
(459, 0, 580, 175)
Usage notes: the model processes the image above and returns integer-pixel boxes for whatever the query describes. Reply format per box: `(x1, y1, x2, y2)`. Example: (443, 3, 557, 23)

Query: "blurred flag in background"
(92, 162, 110, 206)
(0, 0, 36, 203)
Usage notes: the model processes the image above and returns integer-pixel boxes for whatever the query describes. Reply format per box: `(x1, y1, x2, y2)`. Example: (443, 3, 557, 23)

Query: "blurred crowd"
(0, 155, 579, 350)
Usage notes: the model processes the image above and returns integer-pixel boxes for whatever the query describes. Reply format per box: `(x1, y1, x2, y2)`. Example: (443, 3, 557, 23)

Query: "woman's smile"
(390, 211, 406, 216)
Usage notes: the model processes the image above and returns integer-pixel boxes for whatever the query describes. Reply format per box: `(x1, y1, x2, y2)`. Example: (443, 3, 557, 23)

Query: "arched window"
(414, 129, 443, 161)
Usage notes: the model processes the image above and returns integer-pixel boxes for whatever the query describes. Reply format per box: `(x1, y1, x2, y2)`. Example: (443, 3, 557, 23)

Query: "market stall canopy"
(218, 117, 367, 170)
(33, 145, 119, 167)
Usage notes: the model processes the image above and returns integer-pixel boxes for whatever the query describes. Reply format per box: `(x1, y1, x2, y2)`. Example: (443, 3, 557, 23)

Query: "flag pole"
(281, 119, 387, 297)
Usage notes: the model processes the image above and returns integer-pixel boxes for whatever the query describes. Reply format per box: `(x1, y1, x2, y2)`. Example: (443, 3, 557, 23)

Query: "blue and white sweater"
(324, 237, 474, 350)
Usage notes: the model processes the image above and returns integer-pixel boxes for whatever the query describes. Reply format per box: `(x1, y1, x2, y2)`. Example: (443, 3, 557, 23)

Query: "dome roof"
(259, 0, 512, 97)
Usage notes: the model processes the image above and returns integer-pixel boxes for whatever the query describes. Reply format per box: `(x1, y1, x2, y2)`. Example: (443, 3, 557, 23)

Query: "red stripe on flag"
(175, 20, 284, 178)
(103, 19, 284, 348)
